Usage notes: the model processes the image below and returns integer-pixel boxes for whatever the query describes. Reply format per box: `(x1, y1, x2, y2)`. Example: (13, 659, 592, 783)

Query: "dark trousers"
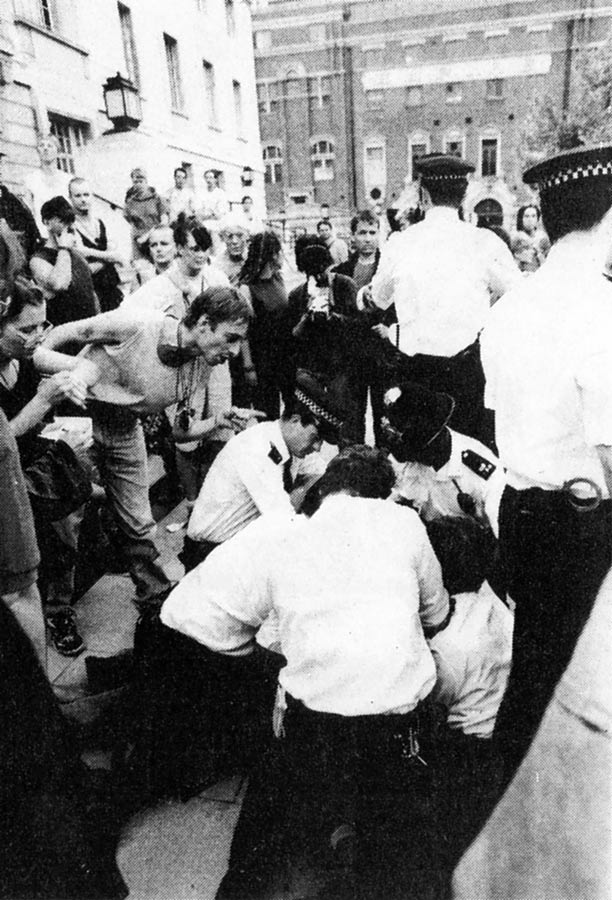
(494, 485, 612, 783)
(218, 696, 442, 899)
(384, 339, 493, 449)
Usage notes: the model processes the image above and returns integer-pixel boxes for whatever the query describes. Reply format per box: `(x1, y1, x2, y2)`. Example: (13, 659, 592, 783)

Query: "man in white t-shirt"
(41, 286, 251, 606)
(23, 135, 71, 237)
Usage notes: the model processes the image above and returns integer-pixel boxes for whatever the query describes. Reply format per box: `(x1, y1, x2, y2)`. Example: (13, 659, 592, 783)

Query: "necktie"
(283, 458, 294, 493)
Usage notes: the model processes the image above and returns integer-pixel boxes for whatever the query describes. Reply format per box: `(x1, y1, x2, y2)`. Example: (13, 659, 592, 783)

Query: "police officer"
(382, 381, 504, 536)
(370, 154, 520, 445)
(481, 144, 612, 782)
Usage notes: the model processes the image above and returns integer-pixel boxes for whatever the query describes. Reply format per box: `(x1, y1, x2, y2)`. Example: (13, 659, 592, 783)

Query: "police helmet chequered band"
(537, 161, 612, 190)
(294, 387, 343, 429)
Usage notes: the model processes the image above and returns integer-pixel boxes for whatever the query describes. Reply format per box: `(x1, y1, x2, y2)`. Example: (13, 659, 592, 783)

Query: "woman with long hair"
(238, 229, 291, 419)
(511, 204, 550, 274)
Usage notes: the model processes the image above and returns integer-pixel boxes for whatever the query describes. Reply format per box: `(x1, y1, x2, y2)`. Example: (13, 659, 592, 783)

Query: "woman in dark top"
(70, 177, 124, 312)
(238, 230, 291, 419)
(287, 235, 373, 442)
(29, 195, 99, 328)
(0, 277, 91, 656)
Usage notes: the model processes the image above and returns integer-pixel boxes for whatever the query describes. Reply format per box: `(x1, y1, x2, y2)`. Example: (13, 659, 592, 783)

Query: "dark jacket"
(332, 248, 381, 281)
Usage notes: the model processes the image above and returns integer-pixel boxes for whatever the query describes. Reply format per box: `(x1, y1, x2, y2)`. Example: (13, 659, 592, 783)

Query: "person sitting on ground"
(41, 286, 252, 609)
(163, 444, 450, 900)
(70, 177, 125, 312)
(317, 218, 349, 265)
(30, 195, 100, 328)
(425, 516, 513, 878)
(381, 381, 505, 537)
(184, 370, 344, 572)
(0, 277, 92, 657)
(166, 165, 196, 226)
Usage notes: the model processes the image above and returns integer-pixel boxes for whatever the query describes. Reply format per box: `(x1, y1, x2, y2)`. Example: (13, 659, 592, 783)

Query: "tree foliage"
(522, 35, 612, 163)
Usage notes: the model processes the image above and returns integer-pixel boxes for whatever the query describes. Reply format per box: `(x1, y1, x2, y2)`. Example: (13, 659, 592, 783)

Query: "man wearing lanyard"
(369, 154, 520, 445)
(183, 370, 345, 571)
(40, 286, 251, 606)
(480, 144, 612, 783)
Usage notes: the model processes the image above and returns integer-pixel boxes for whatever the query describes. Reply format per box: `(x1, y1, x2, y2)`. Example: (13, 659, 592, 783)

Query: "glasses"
(8, 320, 53, 341)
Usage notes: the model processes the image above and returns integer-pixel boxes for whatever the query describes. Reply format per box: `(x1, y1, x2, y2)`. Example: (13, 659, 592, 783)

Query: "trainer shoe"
(46, 610, 86, 657)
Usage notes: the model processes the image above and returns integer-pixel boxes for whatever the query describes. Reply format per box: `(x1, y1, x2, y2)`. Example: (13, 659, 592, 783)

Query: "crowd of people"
(0, 134, 610, 900)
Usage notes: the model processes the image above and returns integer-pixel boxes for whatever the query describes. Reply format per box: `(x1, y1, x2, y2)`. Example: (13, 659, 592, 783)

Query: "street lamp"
(103, 72, 142, 133)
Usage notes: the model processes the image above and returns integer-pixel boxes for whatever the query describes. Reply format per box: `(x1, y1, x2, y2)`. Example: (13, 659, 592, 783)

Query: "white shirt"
(196, 187, 229, 223)
(166, 186, 196, 223)
(371, 207, 521, 356)
(429, 582, 513, 738)
(122, 259, 229, 319)
(163, 495, 449, 716)
(23, 167, 72, 235)
(392, 429, 505, 536)
(481, 233, 612, 494)
(187, 419, 326, 544)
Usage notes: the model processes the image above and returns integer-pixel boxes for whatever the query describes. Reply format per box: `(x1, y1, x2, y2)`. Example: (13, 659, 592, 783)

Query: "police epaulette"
(462, 449, 496, 480)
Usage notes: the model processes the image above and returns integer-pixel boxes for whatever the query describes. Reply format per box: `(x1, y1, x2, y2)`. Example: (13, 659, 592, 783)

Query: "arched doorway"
(474, 198, 503, 228)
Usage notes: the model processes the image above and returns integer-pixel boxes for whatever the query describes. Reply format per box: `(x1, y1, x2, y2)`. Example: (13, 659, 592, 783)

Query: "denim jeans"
(92, 407, 156, 542)
(92, 406, 171, 603)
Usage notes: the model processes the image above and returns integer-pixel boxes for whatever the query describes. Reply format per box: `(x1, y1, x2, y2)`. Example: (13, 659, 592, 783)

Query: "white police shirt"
(429, 581, 513, 739)
(391, 429, 505, 536)
(187, 419, 327, 545)
(163, 495, 449, 717)
(371, 207, 520, 357)
(481, 233, 612, 495)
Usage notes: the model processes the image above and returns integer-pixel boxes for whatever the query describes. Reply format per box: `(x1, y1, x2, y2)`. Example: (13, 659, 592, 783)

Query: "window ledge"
(207, 124, 222, 133)
(15, 17, 88, 55)
(171, 109, 189, 119)
(486, 96, 505, 102)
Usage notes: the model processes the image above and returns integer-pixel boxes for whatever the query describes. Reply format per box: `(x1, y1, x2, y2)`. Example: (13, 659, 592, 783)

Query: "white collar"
(424, 206, 461, 225)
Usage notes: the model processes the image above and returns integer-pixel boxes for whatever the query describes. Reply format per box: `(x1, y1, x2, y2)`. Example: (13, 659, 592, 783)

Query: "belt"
(505, 482, 609, 515)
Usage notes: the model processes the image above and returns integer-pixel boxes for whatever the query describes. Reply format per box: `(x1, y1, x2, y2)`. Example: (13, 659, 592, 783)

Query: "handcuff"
(562, 477, 602, 513)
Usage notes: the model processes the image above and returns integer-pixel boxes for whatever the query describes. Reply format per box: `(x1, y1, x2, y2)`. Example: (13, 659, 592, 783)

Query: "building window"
(48, 114, 89, 175)
(263, 145, 283, 184)
(257, 81, 282, 114)
(365, 89, 384, 111)
(309, 23, 326, 43)
(408, 133, 430, 180)
(308, 75, 331, 112)
(39, 0, 53, 28)
(481, 136, 499, 177)
(311, 139, 335, 182)
(255, 30, 271, 51)
(444, 130, 465, 158)
(233, 80, 243, 137)
(363, 46, 385, 69)
(406, 85, 424, 107)
(445, 82, 462, 103)
(164, 34, 184, 112)
(225, 0, 235, 36)
(118, 4, 140, 88)
(486, 78, 504, 100)
(202, 60, 217, 126)
(364, 142, 386, 189)
(285, 71, 302, 99)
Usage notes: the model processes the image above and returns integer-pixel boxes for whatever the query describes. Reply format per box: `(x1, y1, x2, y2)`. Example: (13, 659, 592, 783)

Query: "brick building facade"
(253, 0, 611, 236)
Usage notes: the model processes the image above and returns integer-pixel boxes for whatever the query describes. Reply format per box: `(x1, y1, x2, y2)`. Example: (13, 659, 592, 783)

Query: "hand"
(37, 371, 88, 408)
(371, 324, 391, 342)
(358, 285, 375, 311)
(56, 226, 76, 251)
(228, 407, 266, 432)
